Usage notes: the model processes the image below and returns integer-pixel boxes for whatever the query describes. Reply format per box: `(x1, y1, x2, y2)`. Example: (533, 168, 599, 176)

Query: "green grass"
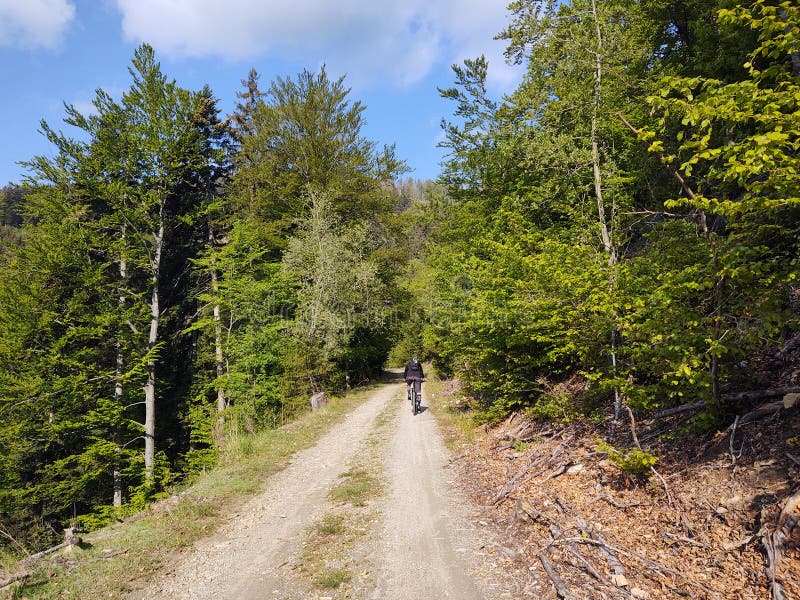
(314, 568, 352, 589)
(329, 467, 381, 507)
(315, 514, 346, 536)
(424, 375, 480, 450)
(1, 382, 388, 600)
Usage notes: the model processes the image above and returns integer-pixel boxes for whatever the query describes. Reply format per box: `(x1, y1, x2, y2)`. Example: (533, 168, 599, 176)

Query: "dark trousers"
(407, 379, 421, 394)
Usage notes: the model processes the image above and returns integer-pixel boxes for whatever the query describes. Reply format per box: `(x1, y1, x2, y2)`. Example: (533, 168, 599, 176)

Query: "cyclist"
(404, 356, 424, 403)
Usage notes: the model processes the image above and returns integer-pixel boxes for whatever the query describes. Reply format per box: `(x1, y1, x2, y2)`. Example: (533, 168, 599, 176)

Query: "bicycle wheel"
(411, 388, 417, 414)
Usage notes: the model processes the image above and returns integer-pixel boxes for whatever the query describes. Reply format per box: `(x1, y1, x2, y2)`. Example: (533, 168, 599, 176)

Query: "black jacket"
(404, 360, 424, 381)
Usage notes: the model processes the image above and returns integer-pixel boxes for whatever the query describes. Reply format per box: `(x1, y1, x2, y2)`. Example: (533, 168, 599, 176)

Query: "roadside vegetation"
(0, 384, 386, 599)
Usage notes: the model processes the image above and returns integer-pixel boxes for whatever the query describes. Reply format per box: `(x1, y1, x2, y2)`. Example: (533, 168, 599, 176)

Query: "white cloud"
(113, 0, 518, 91)
(0, 0, 75, 49)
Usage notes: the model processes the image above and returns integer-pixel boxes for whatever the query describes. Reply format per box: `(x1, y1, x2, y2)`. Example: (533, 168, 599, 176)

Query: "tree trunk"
(589, 0, 621, 434)
(144, 218, 164, 483)
(209, 226, 226, 414)
(113, 225, 127, 507)
(590, 0, 614, 268)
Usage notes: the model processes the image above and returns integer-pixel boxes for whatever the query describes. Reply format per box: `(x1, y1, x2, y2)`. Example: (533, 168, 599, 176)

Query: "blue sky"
(0, 0, 520, 186)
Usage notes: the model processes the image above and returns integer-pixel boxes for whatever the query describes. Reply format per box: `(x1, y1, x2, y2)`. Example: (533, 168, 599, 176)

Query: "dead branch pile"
(448, 404, 800, 600)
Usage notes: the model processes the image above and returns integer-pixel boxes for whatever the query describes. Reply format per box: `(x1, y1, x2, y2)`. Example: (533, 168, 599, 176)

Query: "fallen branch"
(553, 537, 718, 594)
(90, 549, 129, 561)
(0, 572, 29, 590)
(538, 549, 573, 599)
(663, 532, 707, 548)
(565, 545, 614, 588)
(491, 456, 546, 505)
(19, 528, 81, 567)
(500, 420, 531, 443)
(491, 437, 572, 505)
(651, 466, 675, 509)
(516, 497, 605, 588)
(652, 401, 707, 420)
(735, 402, 783, 426)
(19, 541, 68, 565)
(573, 518, 627, 582)
(724, 388, 800, 402)
(591, 493, 641, 509)
(515, 497, 559, 527)
(762, 490, 800, 600)
(541, 463, 567, 483)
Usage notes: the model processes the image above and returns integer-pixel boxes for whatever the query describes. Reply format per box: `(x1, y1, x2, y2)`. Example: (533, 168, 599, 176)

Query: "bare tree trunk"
(710, 238, 723, 404)
(591, 0, 614, 268)
(589, 0, 622, 433)
(209, 226, 226, 415)
(144, 218, 164, 483)
(113, 225, 127, 507)
(209, 224, 226, 445)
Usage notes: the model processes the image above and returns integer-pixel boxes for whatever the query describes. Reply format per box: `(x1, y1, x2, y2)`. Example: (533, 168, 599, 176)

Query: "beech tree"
(416, 0, 788, 425)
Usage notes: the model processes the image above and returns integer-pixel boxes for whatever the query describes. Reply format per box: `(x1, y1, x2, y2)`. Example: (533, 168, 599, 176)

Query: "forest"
(0, 0, 798, 557)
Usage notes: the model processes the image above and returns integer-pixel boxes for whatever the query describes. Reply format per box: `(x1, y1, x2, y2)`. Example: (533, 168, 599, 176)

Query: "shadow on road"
(380, 368, 405, 382)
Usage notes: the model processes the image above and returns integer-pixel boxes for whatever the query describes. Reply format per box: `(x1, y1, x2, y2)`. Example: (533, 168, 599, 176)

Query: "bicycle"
(407, 381, 422, 415)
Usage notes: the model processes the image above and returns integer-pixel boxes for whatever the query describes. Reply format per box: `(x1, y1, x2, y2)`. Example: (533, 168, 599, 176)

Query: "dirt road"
(133, 378, 503, 599)
(367, 385, 487, 599)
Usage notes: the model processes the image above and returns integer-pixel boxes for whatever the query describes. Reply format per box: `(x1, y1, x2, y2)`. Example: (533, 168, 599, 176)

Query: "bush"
(597, 441, 658, 476)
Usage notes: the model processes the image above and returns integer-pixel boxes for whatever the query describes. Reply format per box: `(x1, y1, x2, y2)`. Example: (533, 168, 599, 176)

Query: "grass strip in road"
(330, 467, 381, 507)
(296, 389, 401, 597)
(1, 381, 392, 600)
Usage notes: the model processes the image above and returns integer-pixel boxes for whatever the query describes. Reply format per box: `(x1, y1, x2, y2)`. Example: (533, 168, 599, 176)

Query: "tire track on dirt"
(130, 382, 402, 600)
(365, 390, 490, 600)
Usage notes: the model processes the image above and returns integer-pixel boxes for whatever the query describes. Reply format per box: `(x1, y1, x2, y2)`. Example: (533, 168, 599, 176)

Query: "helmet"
(412, 356, 418, 364)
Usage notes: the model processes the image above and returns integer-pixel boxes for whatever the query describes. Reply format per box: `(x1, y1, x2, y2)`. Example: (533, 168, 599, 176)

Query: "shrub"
(597, 441, 658, 476)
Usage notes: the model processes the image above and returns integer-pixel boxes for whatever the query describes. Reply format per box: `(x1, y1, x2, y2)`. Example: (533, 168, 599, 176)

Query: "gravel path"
(132, 383, 400, 599)
(366, 388, 489, 599)
(132, 379, 500, 599)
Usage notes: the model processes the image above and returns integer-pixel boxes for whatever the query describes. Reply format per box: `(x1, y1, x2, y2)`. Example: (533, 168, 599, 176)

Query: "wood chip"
(611, 573, 630, 587)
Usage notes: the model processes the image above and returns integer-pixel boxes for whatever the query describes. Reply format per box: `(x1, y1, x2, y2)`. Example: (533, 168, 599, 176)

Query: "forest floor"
(127, 370, 515, 599)
(436, 377, 800, 599)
